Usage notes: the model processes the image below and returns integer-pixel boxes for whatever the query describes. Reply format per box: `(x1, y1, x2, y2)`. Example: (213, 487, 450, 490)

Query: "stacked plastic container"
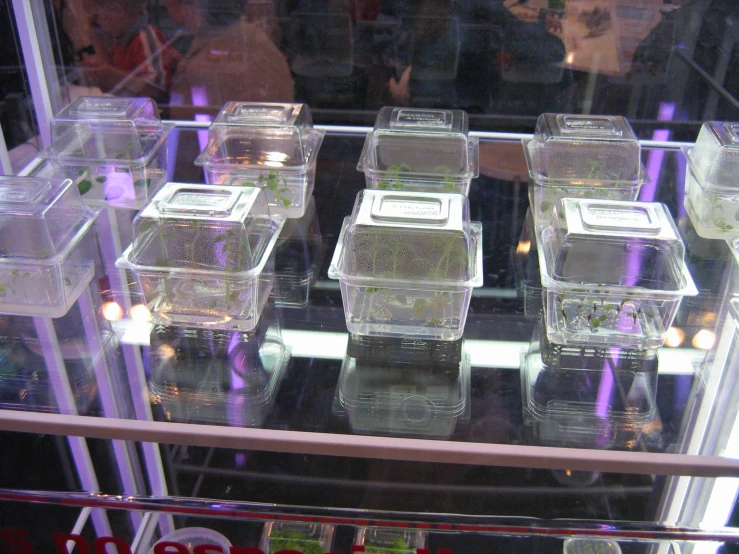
(40, 97, 173, 209)
(195, 102, 324, 218)
(683, 121, 739, 238)
(117, 183, 284, 331)
(354, 528, 426, 554)
(328, 190, 483, 340)
(261, 522, 334, 554)
(523, 113, 647, 227)
(357, 107, 479, 195)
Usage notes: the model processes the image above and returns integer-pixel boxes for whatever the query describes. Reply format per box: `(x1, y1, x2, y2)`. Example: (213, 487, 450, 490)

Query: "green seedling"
(378, 163, 411, 190)
(241, 170, 292, 208)
(365, 538, 414, 554)
(269, 532, 323, 554)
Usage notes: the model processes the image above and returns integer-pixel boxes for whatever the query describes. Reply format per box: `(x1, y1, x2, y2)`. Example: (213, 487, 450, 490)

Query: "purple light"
(639, 102, 676, 202)
(191, 86, 213, 153)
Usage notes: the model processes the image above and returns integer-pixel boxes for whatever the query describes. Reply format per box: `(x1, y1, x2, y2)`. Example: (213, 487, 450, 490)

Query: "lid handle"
(370, 195, 449, 224)
(158, 187, 241, 217)
(390, 108, 452, 129)
(557, 115, 621, 136)
(578, 201, 661, 234)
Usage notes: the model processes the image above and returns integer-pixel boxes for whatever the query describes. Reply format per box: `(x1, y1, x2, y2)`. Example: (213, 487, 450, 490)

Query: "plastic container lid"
(355, 528, 426, 554)
(539, 198, 696, 296)
(148, 527, 231, 554)
(685, 121, 739, 192)
(0, 176, 95, 260)
(357, 107, 479, 181)
(563, 539, 621, 554)
(45, 97, 173, 164)
(523, 113, 644, 187)
(328, 190, 482, 287)
(125, 183, 280, 274)
(195, 102, 323, 170)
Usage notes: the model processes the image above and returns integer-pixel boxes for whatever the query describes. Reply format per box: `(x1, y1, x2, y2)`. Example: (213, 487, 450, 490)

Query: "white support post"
(11, 0, 56, 148)
(33, 316, 113, 538)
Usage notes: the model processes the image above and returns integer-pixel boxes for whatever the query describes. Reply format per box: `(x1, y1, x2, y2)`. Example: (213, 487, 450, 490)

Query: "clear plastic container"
(357, 107, 479, 195)
(148, 304, 290, 426)
(354, 528, 426, 554)
(511, 208, 543, 320)
(328, 190, 483, 340)
(0, 176, 99, 317)
(260, 522, 334, 554)
(683, 123, 739, 238)
(522, 325, 658, 449)
(273, 197, 325, 308)
(42, 97, 173, 209)
(523, 114, 646, 226)
(538, 198, 697, 349)
(195, 102, 324, 218)
(337, 337, 469, 439)
(117, 184, 284, 331)
(564, 539, 622, 554)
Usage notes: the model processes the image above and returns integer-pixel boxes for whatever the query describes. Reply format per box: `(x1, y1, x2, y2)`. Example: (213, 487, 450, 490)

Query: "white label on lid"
(560, 115, 621, 136)
(73, 98, 132, 116)
(391, 108, 451, 128)
(229, 104, 290, 123)
(158, 188, 240, 216)
(579, 202, 660, 233)
(371, 196, 448, 223)
(0, 181, 49, 203)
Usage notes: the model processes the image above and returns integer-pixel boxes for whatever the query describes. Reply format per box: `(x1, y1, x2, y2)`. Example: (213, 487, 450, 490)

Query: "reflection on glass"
(522, 323, 658, 449)
(273, 197, 325, 308)
(354, 527, 426, 554)
(148, 303, 290, 426)
(334, 334, 469, 439)
(512, 207, 542, 320)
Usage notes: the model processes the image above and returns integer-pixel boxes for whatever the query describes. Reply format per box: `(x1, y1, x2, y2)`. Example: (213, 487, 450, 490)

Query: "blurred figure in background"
(83, 0, 179, 101)
(164, 0, 294, 111)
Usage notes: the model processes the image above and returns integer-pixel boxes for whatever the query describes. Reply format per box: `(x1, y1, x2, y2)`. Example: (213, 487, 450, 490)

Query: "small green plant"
(706, 193, 736, 232)
(378, 164, 411, 190)
(241, 170, 292, 208)
(269, 532, 323, 554)
(556, 292, 658, 332)
(586, 160, 620, 181)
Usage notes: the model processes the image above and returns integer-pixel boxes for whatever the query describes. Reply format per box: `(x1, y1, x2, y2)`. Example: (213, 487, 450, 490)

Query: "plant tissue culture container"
(521, 324, 657, 449)
(357, 107, 479, 195)
(683, 121, 739, 238)
(260, 522, 334, 554)
(0, 176, 99, 317)
(538, 198, 697, 349)
(148, 304, 290, 426)
(523, 113, 646, 226)
(195, 102, 324, 218)
(336, 336, 469, 439)
(41, 97, 173, 209)
(117, 184, 284, 331)
(328, 190, 483, 340)
(354, 528, 426, 554)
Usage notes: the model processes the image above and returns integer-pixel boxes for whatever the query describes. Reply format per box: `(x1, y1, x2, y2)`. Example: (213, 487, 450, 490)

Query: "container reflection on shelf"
(521, 323, 659, 450)
(148, 303, 291, 426)
(334, 334, 470, 440)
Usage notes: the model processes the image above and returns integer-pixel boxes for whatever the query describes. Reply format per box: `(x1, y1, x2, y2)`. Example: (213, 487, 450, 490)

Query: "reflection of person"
(164, 0, 294, 108)
(83, 0, 179, 100)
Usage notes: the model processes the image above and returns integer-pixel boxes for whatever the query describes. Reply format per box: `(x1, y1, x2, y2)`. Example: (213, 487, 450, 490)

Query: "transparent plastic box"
(354, 528, 426, 554)
(0, 176, 99, 317)
(523, 114, 646, 226)
(357, 107, 479, 195)
(260, 522, 334, 554)
(195, 102, 325, 218)
(336, 337, 469, 439)
(148, 305, 290, 426)
(538, 198, 697, 349)
(521, 325, 658, 449)
(117, 184, 284, 331)
(328, 190, 483, 340)
(41, 97, 173, 209)
(683, 123, 739, 238)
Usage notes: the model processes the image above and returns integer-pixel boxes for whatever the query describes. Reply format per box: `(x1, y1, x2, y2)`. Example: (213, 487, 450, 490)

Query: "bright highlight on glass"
(101, 301, 124, 321)
(129, 303, 151, 323)
(664, 326, 685, 348)
(516, 240, 531, 255)
(692, 329, 716, 350)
